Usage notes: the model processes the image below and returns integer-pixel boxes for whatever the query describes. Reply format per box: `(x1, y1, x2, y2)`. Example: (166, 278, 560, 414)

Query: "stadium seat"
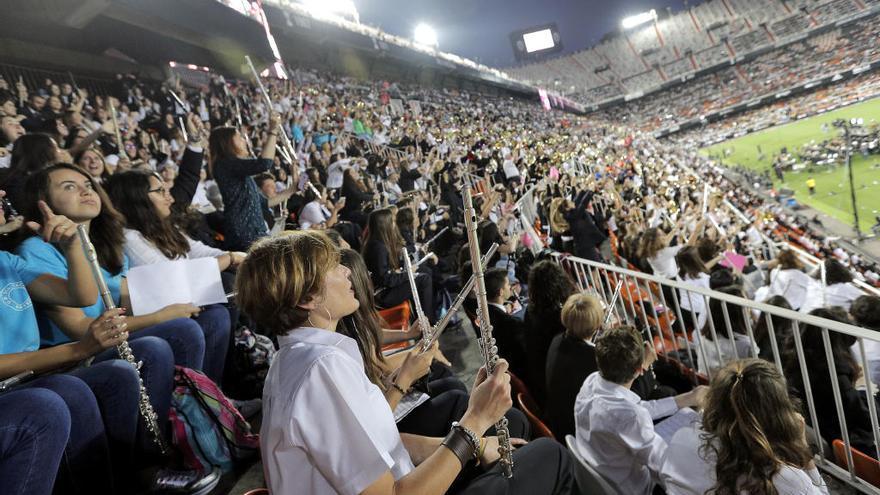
(378, 301, 411, 331)
(565, 435, 621, 495)
(832, 439, 880, 488)
(517, 393, 554, 439)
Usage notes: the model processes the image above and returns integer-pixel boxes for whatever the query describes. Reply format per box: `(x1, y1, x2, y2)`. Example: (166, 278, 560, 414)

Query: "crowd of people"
(588, 11, 880, 134)
(1, 53, 880, 495)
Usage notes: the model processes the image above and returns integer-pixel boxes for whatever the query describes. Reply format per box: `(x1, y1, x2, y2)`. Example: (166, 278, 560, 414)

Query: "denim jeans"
(0, 388, 70, 495)
(69, 359, 140, 484)
(19, 373, 116, 494)
(131, 306, 231, 384)
(94, 336, 174, 439)
(193, 304, 231, 383)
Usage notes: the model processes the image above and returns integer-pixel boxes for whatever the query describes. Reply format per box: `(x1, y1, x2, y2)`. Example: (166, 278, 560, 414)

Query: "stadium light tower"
(621, 9, 657, 29)
(414, 23, 438, 48)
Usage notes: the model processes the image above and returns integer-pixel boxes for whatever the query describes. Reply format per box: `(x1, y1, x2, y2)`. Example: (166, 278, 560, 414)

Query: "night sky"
(356, 0, 689, 68)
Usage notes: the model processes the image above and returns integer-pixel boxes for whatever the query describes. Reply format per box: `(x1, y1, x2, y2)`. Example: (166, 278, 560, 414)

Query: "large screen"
(509, 23, 562, 62)
(523, 29, 556, 53)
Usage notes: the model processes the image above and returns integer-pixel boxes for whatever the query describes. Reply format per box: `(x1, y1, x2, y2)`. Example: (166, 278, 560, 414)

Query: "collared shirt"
(662, 423, 830, 495)
(262, 327, 414, 494)
(574, 371, 678, 495)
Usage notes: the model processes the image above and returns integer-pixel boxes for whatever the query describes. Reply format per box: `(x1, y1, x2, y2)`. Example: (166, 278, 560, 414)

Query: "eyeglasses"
(147, 186, 170, 196)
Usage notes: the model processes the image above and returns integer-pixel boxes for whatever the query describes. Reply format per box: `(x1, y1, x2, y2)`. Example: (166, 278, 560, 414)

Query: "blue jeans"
(0, 388, 70, 495)
(132, 306, 231, 384)
(194, 304, 231, 383)
(95, 336, 174, 439)
(19, 373, 116, 494)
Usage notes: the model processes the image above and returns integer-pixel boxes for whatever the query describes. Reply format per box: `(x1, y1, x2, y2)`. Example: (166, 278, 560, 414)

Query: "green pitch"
(701, 97, 880, 234)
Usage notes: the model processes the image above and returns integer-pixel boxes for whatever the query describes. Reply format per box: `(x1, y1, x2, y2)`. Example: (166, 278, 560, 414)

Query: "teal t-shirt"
(16, 236, 128, 348)
(0, 250, 44, 354)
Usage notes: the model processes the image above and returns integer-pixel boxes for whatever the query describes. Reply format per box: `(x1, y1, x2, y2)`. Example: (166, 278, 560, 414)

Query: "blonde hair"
(561, 293, 604, 340)
(235, 231, 339, 336)
(549, 197, 570, 234)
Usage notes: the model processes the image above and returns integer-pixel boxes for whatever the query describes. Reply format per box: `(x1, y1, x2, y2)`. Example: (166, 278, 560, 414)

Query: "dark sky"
(356, 0, 689, 68)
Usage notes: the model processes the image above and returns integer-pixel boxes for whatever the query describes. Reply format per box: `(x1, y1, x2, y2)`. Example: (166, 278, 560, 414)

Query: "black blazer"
(545, 333, 597, 441)
(486, 304, 529, 384)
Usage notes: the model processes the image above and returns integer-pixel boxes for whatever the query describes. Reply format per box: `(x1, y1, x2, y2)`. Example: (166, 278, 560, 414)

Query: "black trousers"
(454, 438, 576, 495)
(377, 271, 435, 323)
(397, 389, 530, 440)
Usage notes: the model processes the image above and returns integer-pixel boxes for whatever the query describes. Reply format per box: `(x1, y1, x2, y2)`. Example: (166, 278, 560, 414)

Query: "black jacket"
(545, 333, 597, 441)
(564, 190, 605, 261)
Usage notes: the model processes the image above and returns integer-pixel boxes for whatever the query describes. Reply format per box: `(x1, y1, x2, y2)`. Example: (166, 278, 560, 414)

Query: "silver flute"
(77, 225, 168, 454)
(244, 56, 298, 164)
(463, 186, 514, 478)
(402, 247, 431, 344)
(603, 279, 624, 326)
(419, 243, 498, 353)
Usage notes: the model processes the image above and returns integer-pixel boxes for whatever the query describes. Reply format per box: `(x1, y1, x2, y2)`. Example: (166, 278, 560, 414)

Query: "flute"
(76, 225, 168, 453)
(420, 243, 498, 353)
(244, 56, 298, 164)
(603, 279, 624, 327)
(402, 247, 430, 343)
(463, 186, 514, 478)
(107, 101, 124, 153)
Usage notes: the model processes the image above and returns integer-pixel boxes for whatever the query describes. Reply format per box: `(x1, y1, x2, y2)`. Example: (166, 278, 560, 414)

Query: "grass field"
(701, 97, 880, 233)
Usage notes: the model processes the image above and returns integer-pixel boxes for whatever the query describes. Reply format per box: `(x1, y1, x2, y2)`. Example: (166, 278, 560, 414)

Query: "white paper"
(393, 391, 430, 422)
(127, 258, 227, 315)
(655, 407, 700, 443)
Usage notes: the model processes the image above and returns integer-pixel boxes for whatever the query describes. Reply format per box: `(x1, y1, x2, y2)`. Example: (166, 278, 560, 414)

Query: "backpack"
(169, 366, 260, 475)
(225, 325, 276, 400)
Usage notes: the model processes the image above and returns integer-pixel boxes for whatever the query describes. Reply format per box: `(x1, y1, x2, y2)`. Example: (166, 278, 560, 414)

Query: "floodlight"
(622, 9, 656, 29)
(414, 23, 438, 47)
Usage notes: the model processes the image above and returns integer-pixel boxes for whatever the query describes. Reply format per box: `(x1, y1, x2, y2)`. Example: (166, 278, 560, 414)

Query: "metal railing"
(551, 252, 880, 494)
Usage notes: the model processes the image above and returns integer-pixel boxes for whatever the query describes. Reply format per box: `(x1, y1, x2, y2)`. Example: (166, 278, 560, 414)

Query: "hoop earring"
(323, 306, 333, 329)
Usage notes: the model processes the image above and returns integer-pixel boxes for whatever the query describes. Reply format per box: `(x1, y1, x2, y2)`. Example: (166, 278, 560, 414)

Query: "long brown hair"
(208, 126, 239, 176)
(364, 207, 404, 270)
(22, 163, 126, 274)
(106, 170, 190, 259)
(702, 359, 813, 495)
(676, 245, 707, 279)
(637, 227, 666, 260)
(338, 248, 388, 387)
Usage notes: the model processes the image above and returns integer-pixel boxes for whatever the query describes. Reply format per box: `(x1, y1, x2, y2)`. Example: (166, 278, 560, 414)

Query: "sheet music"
(127, 258, 227, 315)
(655, 407, 700, 443)
(393, 391, 430, 422)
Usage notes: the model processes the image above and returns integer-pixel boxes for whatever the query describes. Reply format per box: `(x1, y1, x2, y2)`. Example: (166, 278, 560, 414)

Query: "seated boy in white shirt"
(574, 325, 708, 495)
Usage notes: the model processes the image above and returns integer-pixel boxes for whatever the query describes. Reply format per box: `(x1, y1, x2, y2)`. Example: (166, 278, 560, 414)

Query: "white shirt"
(262, 328, 414, 494)
(762, 268, 813, 310)
(662, 423, 830, 495)
(574, 372, 679, 495)
(693, 331, 758, 375)
(299, 200, 330, 229)
(677, 273, 710, 330)
(502, 159, 520, 179)
(122, 228, 225, 267)
(800, 281, 863, 314)
(327, 158, 350, 189)
(649, 245, 684, 279)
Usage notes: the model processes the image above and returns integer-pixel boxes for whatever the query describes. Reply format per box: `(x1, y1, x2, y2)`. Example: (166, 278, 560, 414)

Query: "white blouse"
(662, 423, 830, 495)
(762, 268, 813, 310)
(123, 228, 225, 267)
(262, 328, 414, 494)
(800, 281, 864, 314)
(649, 245, 684, 280)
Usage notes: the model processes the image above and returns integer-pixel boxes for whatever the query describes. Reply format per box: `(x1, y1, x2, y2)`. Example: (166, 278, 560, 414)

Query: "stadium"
(2, 0, 880, 494)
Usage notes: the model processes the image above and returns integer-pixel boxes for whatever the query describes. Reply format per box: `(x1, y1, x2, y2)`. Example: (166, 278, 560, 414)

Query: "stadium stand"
(4, 0, 880, 494)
